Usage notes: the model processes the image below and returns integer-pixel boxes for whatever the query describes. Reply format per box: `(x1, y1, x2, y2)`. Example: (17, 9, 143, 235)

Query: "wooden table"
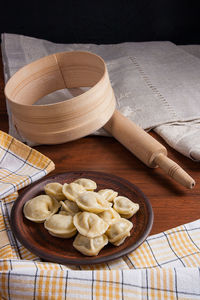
(0, 50, 199, 235)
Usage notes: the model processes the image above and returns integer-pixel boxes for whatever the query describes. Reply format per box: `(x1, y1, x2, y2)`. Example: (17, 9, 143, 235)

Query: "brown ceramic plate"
(10, 171, 153, 265)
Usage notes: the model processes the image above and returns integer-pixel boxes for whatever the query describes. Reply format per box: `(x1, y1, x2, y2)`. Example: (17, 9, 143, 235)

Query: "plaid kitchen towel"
(0, 131, 55, 199)
(0, 132, 200, 299)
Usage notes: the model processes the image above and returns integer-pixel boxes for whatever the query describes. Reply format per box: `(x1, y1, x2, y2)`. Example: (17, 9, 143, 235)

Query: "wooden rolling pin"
(104, 110, 195, 189)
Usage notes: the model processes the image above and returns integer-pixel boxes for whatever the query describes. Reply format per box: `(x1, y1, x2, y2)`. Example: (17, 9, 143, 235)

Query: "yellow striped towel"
(0, 131, 55, 199)
(0, 131, 200, 299)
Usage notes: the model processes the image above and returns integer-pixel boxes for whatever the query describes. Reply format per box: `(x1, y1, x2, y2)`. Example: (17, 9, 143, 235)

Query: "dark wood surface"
(0, 50, 199, 236)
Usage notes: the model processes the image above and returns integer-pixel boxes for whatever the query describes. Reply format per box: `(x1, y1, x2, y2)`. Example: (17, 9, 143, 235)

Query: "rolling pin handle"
(153, 153, 195, 189)
(104, 110, 195, 189)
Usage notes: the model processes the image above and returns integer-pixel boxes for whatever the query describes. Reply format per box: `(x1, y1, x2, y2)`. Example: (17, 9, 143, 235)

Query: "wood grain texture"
(4, 51, 115, 144)
(105, 110, 195, 189)
(1, 49, 199, 236)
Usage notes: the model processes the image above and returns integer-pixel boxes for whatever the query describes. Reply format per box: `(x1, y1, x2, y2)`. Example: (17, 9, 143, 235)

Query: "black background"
(0, 0, 200, 44)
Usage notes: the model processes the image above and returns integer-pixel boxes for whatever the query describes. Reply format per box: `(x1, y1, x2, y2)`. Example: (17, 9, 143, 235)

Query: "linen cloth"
(154, 44, 200, 161)
(0, 131, 200, 299)
(2, 34, 200, 161)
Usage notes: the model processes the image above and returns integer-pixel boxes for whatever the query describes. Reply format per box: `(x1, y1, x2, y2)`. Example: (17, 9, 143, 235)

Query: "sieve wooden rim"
(5, 51, 116, 144)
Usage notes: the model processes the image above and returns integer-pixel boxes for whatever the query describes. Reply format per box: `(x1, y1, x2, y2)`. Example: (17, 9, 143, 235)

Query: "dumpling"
(59, 211, 71, 216)
(73, 234, 108, 256)
(60, 200, 80, 216)
(76, 191, 110, 213)
(106, 218, 133, 246)
(73, 212, 109, 238)
(44, 214, 77, 238)
(111, 235, 128, 246)
(62, 182, 86, 201)
(23, 195, 60, 223)
(44, 182, 66, 201)
(73, 178, 97, 191)
(113, 196, 139, 219)
(98, 208, 121, 225)
(98, 189, 118, 202)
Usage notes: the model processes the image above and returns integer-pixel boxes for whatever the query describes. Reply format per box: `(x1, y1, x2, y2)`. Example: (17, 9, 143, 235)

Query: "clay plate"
(10, 171, 153, 265)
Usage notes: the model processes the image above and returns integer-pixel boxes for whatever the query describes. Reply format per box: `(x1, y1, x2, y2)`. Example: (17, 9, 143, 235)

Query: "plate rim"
(10, 170, 154, 265)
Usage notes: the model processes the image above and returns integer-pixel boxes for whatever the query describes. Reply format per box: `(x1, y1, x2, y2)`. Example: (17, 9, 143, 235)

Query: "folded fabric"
(154, 44, 200, 161)
(2, 33, 200, 161)
(155, 120, 200, 161)
(0, 264, 200, 300)
(0, 130, 55, 199)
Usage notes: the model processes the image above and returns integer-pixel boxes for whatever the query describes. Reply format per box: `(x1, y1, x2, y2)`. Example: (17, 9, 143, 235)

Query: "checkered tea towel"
(0, 130, 55, 200)
(0, 131, 200, 299)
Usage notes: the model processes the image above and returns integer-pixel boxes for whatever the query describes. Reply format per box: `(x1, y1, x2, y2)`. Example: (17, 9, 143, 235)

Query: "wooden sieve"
(5, 51, 195, 189)
(4, 51, 116, 144)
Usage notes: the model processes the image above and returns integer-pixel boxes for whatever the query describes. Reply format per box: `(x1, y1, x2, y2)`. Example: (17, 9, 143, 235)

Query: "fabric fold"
(0, 130, 55, 199)
(155, 120, 200, 161)
(1, 263, 200, 300)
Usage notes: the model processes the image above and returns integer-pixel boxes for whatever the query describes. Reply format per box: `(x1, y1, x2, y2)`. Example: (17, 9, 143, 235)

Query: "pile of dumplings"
(23, 178, 140, 256)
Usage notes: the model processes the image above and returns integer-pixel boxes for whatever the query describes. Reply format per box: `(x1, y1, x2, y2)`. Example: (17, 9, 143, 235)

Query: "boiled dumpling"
(59, 211, 71, 216)
(98, 189, 118, 202)
(111, 236, 128, 246)
(76, 191, 110, 213)
(113, 196, 139, 219)
(60, 200, 80, 216)
(73, 178, 97, 191)
(44, 214, 77, 238)
(23, 195, 60, 223)
(44, 182, 66, 201)
(106, 218, 133, 246)
(62, 182, 86, 201)
(73, 212, 109, 238)
(98, 208, 121, 225)
(73, 234, 108, 256)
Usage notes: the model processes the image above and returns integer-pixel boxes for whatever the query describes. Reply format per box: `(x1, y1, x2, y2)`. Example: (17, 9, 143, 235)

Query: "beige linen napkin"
(154, 44, 200, 161)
